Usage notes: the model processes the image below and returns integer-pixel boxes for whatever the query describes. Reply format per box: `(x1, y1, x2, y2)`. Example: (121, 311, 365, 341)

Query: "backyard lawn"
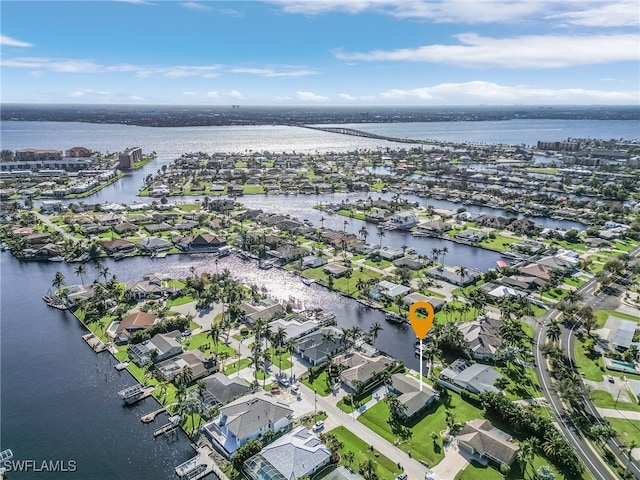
(358, 392, 483, 467)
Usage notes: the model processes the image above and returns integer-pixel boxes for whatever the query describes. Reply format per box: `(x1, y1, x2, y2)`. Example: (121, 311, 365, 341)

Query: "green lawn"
(243, 184, 265, 194)
(328, 426, 402, 480)
(590, 390, 640, 412)
(302, 370, 333, 397)
(606, 417, 640, 449)
(455, 456, 565, 480)
(479, 234, 521, 252)
(573, 337, 604, 381)
(165, 295, 194, 307)
(224, 358, 252, 375)
(595, 310, 640, 328)
(358, 392, 483, 467)
(337, 393, 373, 413)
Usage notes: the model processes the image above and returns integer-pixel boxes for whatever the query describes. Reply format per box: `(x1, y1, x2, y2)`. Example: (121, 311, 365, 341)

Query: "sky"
(1, 0, 639, 105)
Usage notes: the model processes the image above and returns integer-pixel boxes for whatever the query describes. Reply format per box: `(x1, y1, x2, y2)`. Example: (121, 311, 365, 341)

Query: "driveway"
(430, 441, 469, 479)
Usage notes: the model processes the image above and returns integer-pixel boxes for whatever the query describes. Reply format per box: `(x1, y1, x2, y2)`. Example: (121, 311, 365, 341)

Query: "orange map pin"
(409, 301, 435, 339)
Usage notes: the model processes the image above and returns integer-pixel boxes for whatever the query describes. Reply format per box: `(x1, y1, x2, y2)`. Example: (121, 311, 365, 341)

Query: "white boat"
(302, 278, 315, 286)
(48, 256, 65, 262)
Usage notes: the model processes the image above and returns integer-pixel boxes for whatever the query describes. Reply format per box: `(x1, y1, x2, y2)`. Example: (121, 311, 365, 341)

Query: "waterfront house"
(203, 391, 294, 458)
(192, 372, 251, 410)
(24, 232, 52, 245)
(457, 419, 519, 467)
(457, 316, 502, 361)
(156, 349, 217, 382)
(242, 299, 285, 325)
(389, 373, 438, 419)
(517, 263, 552, 283)
(127, 330, 183, 366)
(136, 237, 172, 252)
(426, 266, 481, 286)
(392, 257, 425, 270)
(94, 213, 122, 225)
(125, 275, 167, 299)
(418, 219, 453, 235)
(372, 280, 411, 300)
(324, 467, 367, 480)
(145, 222, 172, 234)
(536, 252, 579, 272)
(334, 350, 394, 391)
(475, 215, 510, 229)
(402, 292, 445, 311)
(378, 247, 404, 260)
(301, 255, 328, 269)
(389, 210, 419, 229)
(243, 427, 331, 480)
(177, 233, 226, 252)
(268, 246, 306, 263)
(323, 262, 349, 278)
(115, 311, 157, 343)
(268, 314, 319, 342)
(296, 326, 344, 366)
(440, 358, 503, 394)
(101, 238, 136, 255)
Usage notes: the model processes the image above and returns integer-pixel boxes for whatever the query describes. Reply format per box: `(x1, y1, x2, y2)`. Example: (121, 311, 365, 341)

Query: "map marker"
(408, 301, 435, 391)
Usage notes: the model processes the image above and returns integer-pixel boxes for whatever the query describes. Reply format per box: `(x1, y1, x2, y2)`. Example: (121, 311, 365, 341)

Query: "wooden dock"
(115, 362, 129, 371)
(141, 406, 166, 423)
(175, 449, 217, 480)
(82, 333, 109, 353)
(153, 415, 181, 437)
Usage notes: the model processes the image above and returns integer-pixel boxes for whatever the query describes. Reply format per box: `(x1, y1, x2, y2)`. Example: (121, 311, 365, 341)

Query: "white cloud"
(228, 90, 244, 99)
(296, 91, 329, 101)
(1, 56, 222, 78)
(207, 91, 219, 98)
(338, 93, 356, 100)
(69, 88, 111, 98)
(376, 80, 639, 104)
(335, 33, 639, 68)
(116, 0, 156, 5)
(228, 67, 317, 77)
(181, 2, 212, 11)
(268, 0, 551, 23)
(545, 1, 639, 27)
(0, 35, 33, 47)
(182, 91, 198, 96)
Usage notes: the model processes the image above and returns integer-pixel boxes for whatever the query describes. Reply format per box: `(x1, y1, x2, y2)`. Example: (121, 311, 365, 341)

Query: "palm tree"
(440, 246, 449, 267)
(52, 271, 66, 293)
(516, 438, 536, 479)
(359, 225, 368, 242)
(273, 326, 287, 375)
(376, 228, 385, 251)
(431, 247, 440, 265)
(74, 264, 86, 285)
(208, 321, 222, 358)
(176, 365, 193, 388)
(285, 339, 296, 381)
(546, 319, 561, 345)
(369, 322, 383, 348)
(456, 265, 467, 287)
(565, 289, 583, 306)
(261, 348, 271, 389)
(358, 458, 378, 480)
(320, 215, 326, 229)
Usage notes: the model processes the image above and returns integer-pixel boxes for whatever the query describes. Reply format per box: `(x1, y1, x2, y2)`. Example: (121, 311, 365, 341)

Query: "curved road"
(534, 246, 640, 480)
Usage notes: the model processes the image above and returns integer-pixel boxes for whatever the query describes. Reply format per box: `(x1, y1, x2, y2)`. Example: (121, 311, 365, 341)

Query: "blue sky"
(1, 0, 638, 105)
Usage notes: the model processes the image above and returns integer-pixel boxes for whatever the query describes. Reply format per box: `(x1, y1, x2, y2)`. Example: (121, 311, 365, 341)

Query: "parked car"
(279, 378, 290, 388)
(291, 384, 299, 394)
(608, 375, 615, 383)
(312, 421, 324, 432)
(395, 474, 407, 480)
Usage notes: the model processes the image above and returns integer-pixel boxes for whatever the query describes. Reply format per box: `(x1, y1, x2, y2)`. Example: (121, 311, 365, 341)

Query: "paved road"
(534, 245, 640, 480)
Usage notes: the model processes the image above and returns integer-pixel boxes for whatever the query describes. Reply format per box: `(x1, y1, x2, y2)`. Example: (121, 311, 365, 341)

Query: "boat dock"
(175, 447, 218, 480)
(115, 362, 129, 371)
(153, 414, 181, 437)
(118, 384, 155, 405)
(141, 406, 166, 423)
(82, 333, 110, 353)
(42, 295, 67, 310)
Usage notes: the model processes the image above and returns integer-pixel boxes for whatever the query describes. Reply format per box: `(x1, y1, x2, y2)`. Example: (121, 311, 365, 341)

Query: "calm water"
(1, 117, 637, 478)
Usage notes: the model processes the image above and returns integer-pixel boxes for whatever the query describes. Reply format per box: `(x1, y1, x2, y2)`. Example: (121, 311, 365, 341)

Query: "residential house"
(440, 358, 503, 394)
(392, 257, 425, 271)
(203, 391, 294, 458)
(101, 238, 136, 255)
(323, 263, 349, 278)
(113, 222, 138, 235)
(136, 237, 172, 252)
(426, 266, 481, 286)
(455, 230, 487, 243)
(323, 467, 367, 480)
(389, 211, 419, 230)
(243, 427, 331, 480)
(418, 220, 453, 235)
(475, 215, 511, 229)
(372, 280, 411, 300)
(155, 349, 217, 382)
(296, 326, 344, 366)
(517, 263, 552, 283)
(457, 419, 519, 467)
(379, 247, 405, 260)
(402, 292, 445, 311)
(268, 314, 319, 342)
(114, 311, 157, 343)
(127, 330, 183, 365)
(125, 273, 167, 299)
(268, 246, 306, 263)
(389, 373, 438, 419)
(192, 372, 251, 410)
(458, 317, 502, 361)
(242, 299, 285, 325)
(177, 233, 226, 253)
(301, 255, 328, 269)
(334, 351, 394, 391)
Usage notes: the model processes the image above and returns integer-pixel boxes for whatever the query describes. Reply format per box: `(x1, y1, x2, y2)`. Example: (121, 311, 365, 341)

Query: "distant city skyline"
(1, 0, 638, 105)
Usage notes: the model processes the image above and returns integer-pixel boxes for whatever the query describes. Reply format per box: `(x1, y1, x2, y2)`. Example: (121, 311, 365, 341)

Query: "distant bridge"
(300, 125, 428, 144)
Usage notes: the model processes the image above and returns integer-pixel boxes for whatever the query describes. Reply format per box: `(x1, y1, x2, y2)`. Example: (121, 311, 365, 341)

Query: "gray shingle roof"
(220, 392, 293, 440)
